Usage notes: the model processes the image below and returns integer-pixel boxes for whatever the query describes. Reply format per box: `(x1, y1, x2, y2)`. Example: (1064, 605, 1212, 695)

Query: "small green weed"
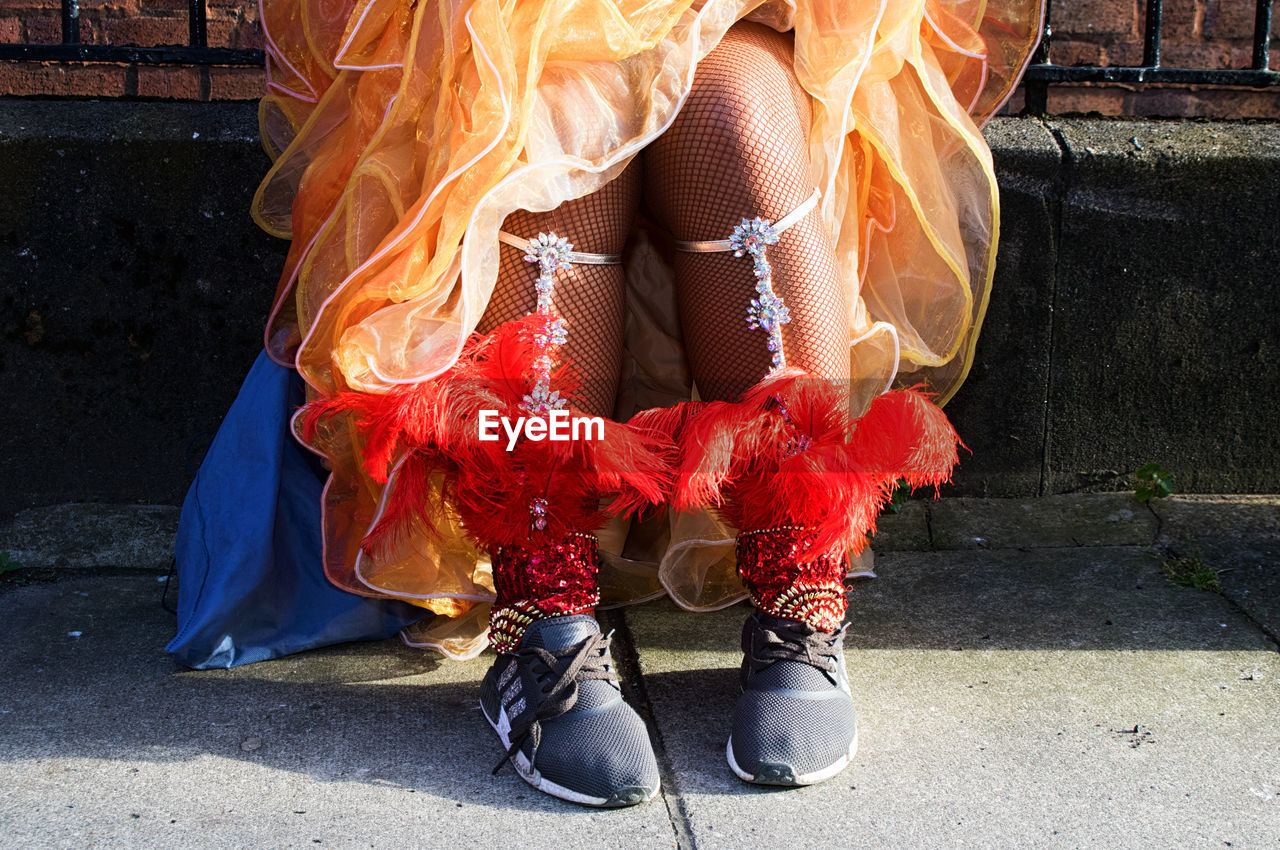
(1134, 462, 1173, 502)
(0, 552, 21, 575)
(1162, 545, 1222, 593)
(884, 479, 912, 514)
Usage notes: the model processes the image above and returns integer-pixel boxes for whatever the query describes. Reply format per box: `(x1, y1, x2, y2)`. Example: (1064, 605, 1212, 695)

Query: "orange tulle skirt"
(253, 0, 1044, 658)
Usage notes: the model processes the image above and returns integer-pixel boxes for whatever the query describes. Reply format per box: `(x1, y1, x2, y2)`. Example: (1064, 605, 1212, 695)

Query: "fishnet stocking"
(644, 21, 850, 402)
(476, 160, 642, 417)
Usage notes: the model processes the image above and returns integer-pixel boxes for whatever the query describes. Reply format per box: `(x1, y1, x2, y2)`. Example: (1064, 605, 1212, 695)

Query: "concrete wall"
(0, 101, 1277, 512)
(950, 117, 1280, 497)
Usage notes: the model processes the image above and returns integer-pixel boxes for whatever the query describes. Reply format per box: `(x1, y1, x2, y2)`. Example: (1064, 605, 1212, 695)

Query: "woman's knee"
(681, 22, 811, 149)
(645, 22, 814, 233)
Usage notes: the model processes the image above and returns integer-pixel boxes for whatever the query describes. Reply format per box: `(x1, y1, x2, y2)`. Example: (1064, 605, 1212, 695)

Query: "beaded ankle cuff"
(736, 526, 848, 632)
(488, 533, 601, 654)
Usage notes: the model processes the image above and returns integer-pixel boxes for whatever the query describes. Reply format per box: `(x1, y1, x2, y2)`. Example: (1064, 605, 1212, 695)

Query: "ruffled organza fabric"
(254, 0, 1044, 658)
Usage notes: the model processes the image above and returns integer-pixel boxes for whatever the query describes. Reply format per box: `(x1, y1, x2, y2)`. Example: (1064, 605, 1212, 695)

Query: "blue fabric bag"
(166, 350, 423, 668)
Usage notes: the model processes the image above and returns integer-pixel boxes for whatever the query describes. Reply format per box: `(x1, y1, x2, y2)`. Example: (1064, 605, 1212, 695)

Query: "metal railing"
(0, 0, 1275, 103)
(1022, 0, 1277, 111)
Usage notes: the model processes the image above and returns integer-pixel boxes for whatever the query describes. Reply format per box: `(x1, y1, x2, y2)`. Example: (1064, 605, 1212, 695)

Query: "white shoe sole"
(726, 726, 859, 786)
(480, 698, 660, 808)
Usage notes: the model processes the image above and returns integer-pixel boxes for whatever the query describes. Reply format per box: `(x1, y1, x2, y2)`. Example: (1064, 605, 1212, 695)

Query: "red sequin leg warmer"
(736, 526, 847, 631)
(487, 533, 602, 654)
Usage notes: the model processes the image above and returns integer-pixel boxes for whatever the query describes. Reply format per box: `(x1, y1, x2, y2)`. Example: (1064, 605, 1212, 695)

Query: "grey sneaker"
(727, 611, 858, 786)
(479, 614, 660, 807)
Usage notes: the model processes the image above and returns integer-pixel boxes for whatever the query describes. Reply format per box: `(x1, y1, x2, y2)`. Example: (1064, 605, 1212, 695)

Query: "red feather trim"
(666, 368, 965, 561)
(360, 449, 453, 558)
(297, 313, 676, 554)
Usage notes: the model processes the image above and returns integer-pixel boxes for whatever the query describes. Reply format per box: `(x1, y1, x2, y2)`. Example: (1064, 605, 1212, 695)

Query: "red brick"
(1046, 39, 1108, 66)
(24, 13, 61, 43)
(136, 63, 202, 98)
(21, 12, 97, 44)
(1127, 85, 1280, 118)
(237, 18, 262, 48)
(1052, 0, 1141, 40)
(205, 4, 244, 19)
(1106, 41, 1145, 65)
(1052, 39, 1144, 67)
(78, 0, 141, 11)
(226, 17, 262, 48)
(209, 63, 264, 100)
(0, 0, 60, 9)
(1161, 40, 1235, 68)
(1041, 84, 1279, 119)
(103, 15, 186, 46)
(71, 9, 110, 43)
(0, 60, 127, 95)
(1158, 0, 1202, 40)
(1228, 44, 1263, 69)
(0, 15, 20, 42)
(199, 13, 263, 48)
(1203, 0, 1260, 40)
(1046, 84, 1132, 115)
(206, 17, 234, 47)
(6, 0, 142, 8)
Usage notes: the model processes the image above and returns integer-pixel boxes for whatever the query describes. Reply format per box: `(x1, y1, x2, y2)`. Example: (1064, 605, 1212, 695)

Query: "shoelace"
(492, 630, 618, 775)
(747, 618, 848, 682)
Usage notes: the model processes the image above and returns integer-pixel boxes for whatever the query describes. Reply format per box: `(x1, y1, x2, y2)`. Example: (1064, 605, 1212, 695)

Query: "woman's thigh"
(644, 21, 849, 401)
(477, 159, 643, 416)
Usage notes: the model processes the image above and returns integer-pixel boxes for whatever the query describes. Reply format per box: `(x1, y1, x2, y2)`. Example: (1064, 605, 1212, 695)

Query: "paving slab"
(927, 493, 1158, 550)
(1152, 494, 1280, 545)
(1149, 495, 1280, 644)
(4, 498, 1279, 848)
(865, 500, 931, 552)
(625, 547, 1280, 848)
(0, 575, 676, 848)
(1213, 542, 1280, 650)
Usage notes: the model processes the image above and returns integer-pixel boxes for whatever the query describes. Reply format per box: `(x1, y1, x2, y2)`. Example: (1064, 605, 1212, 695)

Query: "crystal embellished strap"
(672, 189, 820, 370)
(508, 231, 578, 425)
(502, 230, 618, 532)
(671, 189, 819, 254)
(497, 231, 622, 265)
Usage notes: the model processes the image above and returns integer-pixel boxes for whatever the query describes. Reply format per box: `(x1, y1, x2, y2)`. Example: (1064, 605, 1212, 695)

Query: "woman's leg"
(644, 22, 849, 402)
(643, 22, 860, 787)
(477, 159, 641, 417)
(468, 160, 662, 808)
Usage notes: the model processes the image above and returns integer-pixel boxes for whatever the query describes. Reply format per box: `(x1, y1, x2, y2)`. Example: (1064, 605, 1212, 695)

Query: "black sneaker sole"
(480, 697, 660, 808)
(726, 726, 859, 787)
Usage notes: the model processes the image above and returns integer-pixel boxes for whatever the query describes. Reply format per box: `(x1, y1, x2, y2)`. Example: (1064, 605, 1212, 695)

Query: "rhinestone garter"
(673, 188, 820, 372)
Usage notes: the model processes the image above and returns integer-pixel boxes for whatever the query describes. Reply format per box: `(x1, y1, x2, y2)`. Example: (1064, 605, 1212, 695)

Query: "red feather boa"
(297, 314, 675, 554)
(633, 367, 967, 561)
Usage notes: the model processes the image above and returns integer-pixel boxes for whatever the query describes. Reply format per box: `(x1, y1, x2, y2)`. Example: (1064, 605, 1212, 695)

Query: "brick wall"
(1029, 0, 1279, 117)
(0, 0, 263, 98)
(0, 0, 1277, 116)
